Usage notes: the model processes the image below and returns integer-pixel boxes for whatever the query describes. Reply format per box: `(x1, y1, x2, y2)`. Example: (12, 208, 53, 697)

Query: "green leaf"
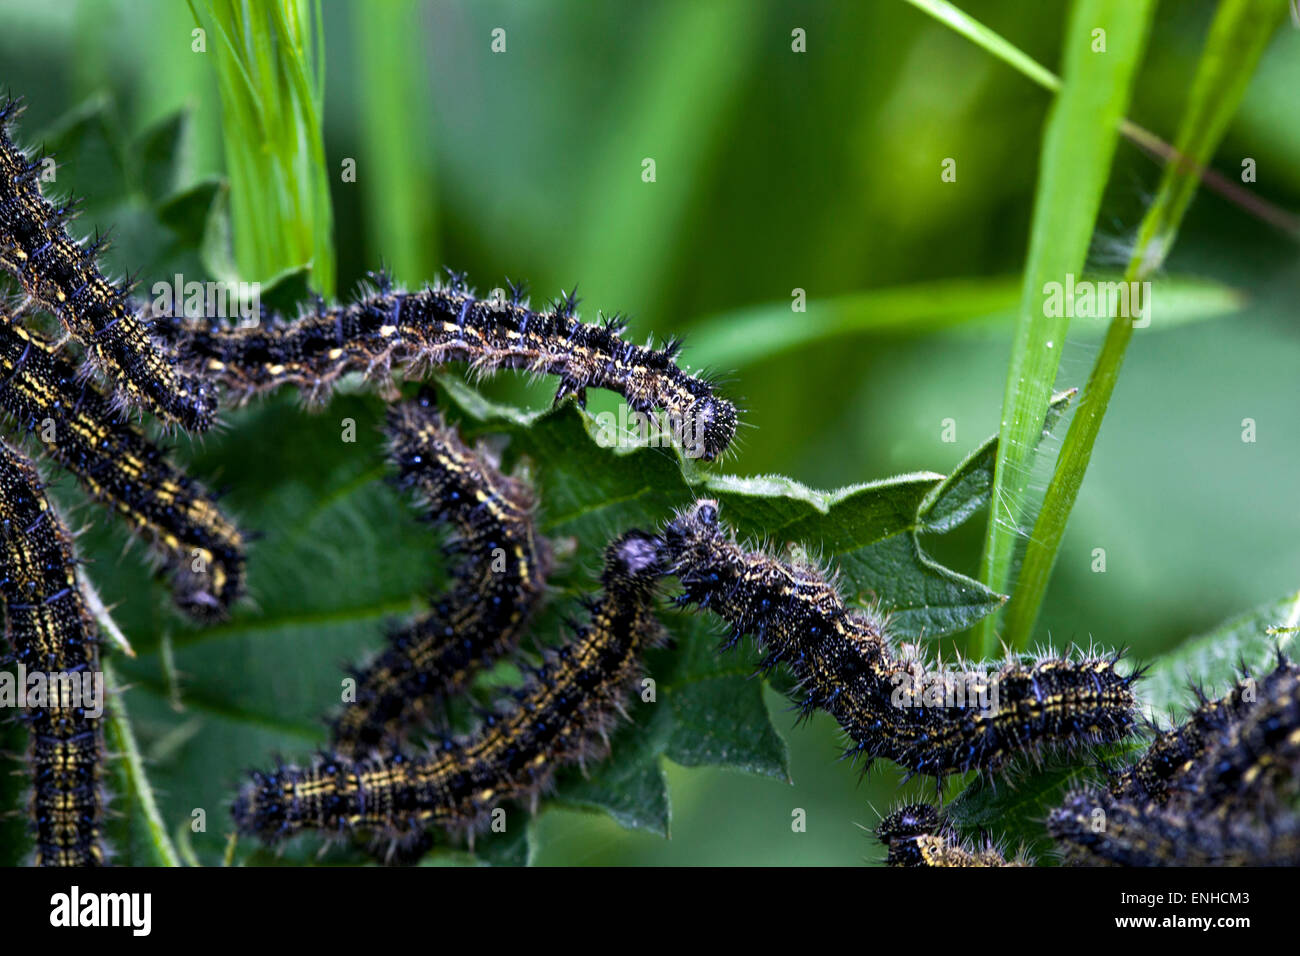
(1142, 589, 1300, 718)
(37, 93, 131, 212)
(257, 263, 316, 314)
(135, 110, 191, 205)
(946, 745, 1139, 861)
(468, 818, 535, 867)
(659, 613, 790, 781)
(1003, 0, 1290, 650)
(156, 179, 224, 249)
(554, 706, 674, 836)
(918, 389, 1075, 536)
(663, 673, 787, 777)
(198, 180, 240, 284)
(975, 0, 1156, 656)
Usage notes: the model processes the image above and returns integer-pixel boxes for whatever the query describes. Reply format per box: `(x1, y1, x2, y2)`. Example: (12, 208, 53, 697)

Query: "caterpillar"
(330, 387, 549, 757)
(0, 319, 247, 619)
(0, 98, 216, 432)
(0, 440, 106, 866)
(1048, 789, 1300, 867)
(1180, 655, 1300, 815)
(152, 270, 738, 460)
(875, 803, 1023, 867)
(233, 529, 663, 848)
(657, 499, 1141, 778)
(1109, 655, 1299, 808)
(1051, 654, 1300, 866)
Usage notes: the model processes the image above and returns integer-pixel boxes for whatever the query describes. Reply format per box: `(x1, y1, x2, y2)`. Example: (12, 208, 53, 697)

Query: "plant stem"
(973, 0, 1156, 657)
(1002, 0, 1290, 648)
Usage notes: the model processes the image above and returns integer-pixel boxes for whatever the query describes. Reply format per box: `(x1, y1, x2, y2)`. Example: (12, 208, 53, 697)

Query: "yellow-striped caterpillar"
(0, 320, 246, 619)
(1108, 658, 1298, 807)
(1048, 789, 1300, 866)
(1050, 655, 1300, 866)
(657, 499, 1141, 778)
(153, 271, 738, 460)
(330, 388, 549, 757)
(234, 530, 663, 848)
(0, 441, 106, 866)
(876, 803, 1024, 867)
(0, 99, 215, 431)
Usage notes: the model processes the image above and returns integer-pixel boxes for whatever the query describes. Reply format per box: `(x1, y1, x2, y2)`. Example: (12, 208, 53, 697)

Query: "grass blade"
(686, 274, 1244, 368)
(901, 0, 1061, 92)
(974, 0, 1156, 657)
(188, 0, 335, 296)
(1002, 0, 1290, 649)
(901, 0, 1300, 237)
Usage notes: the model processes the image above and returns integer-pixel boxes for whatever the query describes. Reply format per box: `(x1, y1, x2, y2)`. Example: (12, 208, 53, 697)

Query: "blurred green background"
(1, 0, 1297, 865)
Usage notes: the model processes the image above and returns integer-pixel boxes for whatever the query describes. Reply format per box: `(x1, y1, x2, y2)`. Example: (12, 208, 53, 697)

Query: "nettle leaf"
(1141, 589, 1300, 718)
(135, 111, 191, 205)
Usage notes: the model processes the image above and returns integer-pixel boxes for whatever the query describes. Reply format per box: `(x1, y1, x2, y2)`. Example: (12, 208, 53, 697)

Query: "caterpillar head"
(659, 499, 724, 568)
(606, 530, 664, 592)
(679, 395, 736, 461)
(876, 803, 945, 844)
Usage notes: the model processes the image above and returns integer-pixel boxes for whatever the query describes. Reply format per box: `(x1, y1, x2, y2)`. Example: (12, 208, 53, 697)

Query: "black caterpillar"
(0, 441, 106, 866)
(1048, 790, 1300, 866)
(151, 270, 738, 460)
(233, 530, 663, 849)
(0, 98, 215, 431)
(657, 499, 1141, 778)
(0, 320, 246, 619)
(876, 803, 1023, 867)
(1049, 655, 1300, 866)
(330, 388, 549, 757)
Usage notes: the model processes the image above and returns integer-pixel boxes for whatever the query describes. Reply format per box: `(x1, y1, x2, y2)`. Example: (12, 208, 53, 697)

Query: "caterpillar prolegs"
(657, 499, 1141, 778)
(0, 441, 106, 866)
(153, 271, 738, 460)
(233, 530, 664, 846)
(330, 388, 550, 758)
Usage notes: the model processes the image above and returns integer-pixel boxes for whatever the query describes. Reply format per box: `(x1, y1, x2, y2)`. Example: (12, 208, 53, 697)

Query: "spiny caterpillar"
(875, 803, 1024, 867)
(233, 530, 663, 848)
(0, 98, 215, 431)
(0, 441, 106, 866)
(1108, 656, 1298, 807)
(330, 388, 549, 757)
(0, 320, 246, 618)
(153, 270, 738, 460)
(657, 499, 1141, 778)
(1048, 789, 1300, 867)
(1050, 655, 1300, 866)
